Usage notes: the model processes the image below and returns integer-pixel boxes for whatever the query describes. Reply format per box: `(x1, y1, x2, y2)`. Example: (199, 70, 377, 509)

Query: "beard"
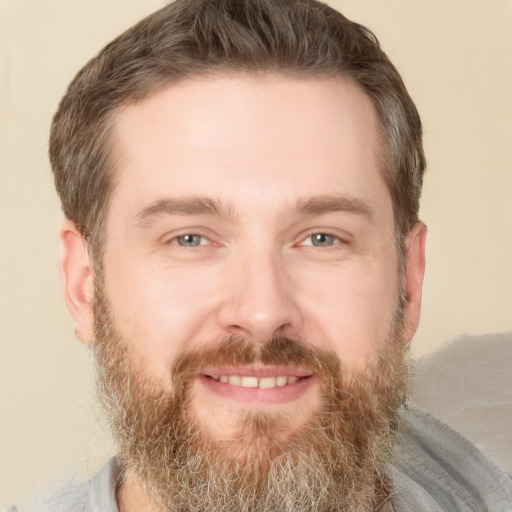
(92, 281, 408, 512)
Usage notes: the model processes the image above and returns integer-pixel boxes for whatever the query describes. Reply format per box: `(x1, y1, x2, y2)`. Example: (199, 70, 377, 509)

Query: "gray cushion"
(409, 332, 512, 474)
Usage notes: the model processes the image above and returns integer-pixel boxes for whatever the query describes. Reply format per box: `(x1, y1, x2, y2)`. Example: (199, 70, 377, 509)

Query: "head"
(50, 0, 424, 258)
(54, 1, 426, 511)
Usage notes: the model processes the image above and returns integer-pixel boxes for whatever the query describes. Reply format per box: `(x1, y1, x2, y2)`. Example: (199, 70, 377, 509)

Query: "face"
(60, 74, 426, 511)
(103, 74, 400, 432)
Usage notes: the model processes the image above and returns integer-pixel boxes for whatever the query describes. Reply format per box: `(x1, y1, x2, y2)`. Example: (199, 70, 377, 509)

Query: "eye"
(172, 234, 209, 247)
(301, 233, 341, 247)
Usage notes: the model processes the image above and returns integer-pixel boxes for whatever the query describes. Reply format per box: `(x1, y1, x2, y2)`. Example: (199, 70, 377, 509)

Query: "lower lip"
(198, 375, 315, 405)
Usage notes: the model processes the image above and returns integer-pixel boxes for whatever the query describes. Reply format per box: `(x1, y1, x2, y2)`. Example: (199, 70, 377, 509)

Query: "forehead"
(109, 74, 389, 219)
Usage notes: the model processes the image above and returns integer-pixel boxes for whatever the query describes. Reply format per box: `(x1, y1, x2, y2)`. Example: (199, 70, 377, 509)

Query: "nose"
(217, 250, 303, 344)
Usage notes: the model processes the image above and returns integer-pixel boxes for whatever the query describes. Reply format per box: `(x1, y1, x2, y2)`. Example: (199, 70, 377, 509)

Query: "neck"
(117, 471, 161, 512)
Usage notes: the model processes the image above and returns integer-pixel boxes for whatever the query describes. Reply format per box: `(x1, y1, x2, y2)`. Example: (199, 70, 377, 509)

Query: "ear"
(402, 222, 427, 344)
(58, 220, 94, 345)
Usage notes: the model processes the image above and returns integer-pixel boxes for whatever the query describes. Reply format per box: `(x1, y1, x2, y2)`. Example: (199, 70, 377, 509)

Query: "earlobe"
(402, 222, 427, 344)
(59, 220, 94, 345)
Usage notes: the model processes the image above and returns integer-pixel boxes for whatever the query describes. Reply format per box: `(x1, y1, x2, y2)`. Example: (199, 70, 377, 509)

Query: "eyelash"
(298, 232, 343, 248)
(167, 232, 344, 249)
(170, 234, 210, 247)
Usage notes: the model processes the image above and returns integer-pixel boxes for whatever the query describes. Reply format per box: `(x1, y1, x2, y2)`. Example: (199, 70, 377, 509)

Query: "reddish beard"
(93, 284, 407, 512)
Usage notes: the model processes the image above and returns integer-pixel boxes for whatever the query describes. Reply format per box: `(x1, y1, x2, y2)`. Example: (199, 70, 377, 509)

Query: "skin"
(59, 75, 426, 511)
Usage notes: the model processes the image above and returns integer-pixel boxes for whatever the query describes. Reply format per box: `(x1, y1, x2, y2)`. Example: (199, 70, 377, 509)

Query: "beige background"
(1, 0, 511, 508)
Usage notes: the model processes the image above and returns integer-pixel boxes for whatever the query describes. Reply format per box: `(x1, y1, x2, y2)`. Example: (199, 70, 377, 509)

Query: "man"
(41, 0, 512, 510)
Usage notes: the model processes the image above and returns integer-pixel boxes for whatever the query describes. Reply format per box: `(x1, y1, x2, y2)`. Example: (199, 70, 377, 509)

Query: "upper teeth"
(213, 375, 299, 388)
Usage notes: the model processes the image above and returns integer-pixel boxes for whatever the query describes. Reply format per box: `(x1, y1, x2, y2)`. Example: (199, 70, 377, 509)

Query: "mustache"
(172, 336, 341, 390)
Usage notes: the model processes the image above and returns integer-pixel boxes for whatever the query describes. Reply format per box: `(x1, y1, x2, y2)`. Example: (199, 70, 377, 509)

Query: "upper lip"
(201, 366, 314, 378)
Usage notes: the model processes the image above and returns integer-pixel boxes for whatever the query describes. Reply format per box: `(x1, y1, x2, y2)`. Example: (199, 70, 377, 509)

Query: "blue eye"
(173, 234, 208, 247)
(305, 233, 339, 247)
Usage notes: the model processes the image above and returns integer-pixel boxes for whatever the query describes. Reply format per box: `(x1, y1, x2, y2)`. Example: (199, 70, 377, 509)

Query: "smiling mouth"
(199, 369, 315, 405)
(207, 374, 304, 388)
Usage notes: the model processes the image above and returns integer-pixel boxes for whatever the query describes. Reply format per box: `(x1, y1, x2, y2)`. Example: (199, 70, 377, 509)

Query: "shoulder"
(391, 405, 512, 511)
(28, 458, 121, 512)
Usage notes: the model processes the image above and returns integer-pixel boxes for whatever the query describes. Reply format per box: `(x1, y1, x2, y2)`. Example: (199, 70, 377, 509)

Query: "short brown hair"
(50, 0, 425, 252)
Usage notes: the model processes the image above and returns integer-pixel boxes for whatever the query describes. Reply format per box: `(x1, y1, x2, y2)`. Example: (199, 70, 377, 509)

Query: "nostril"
(217, 278, 303, 344)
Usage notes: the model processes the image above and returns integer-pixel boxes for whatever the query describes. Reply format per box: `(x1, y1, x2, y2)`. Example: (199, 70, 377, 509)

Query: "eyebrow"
(294, 194, 373, 218)
(135, 193, 372, 225)
(136, 197, 234, 224)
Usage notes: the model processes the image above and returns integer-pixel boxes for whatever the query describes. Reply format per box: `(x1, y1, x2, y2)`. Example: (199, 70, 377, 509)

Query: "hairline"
(89, 68, 400, 251)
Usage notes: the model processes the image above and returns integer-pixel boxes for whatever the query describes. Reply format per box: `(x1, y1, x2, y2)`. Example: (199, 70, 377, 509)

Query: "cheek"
(101, 255, 225, 379)
(297, 262, 399, 369)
